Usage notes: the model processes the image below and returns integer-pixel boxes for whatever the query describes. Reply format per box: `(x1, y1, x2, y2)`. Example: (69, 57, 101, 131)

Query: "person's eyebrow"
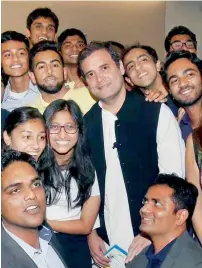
(4, 182, 22, 192)
(125, 54, 150, 69)
(4, 177, 41, 192)
(2, 50, 11, 55)
(151, 198, 161, 203)
(125, 60, 134, 69)
(168, 75, 177, 83)
(35, 59, 61, 68)
(183, 68, 198, 74)
(20, 130, 46, 134)
(171, 39, 193, 43)
(84, 69, 94, 77)
(168, 68, 198, 83)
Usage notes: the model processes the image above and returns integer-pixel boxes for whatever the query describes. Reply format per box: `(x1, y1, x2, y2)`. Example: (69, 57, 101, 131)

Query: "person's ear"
(54, 34, 58, 43)
(63, 67, 68, 81)
(25, 28, 31, 39)
(175, 209, 189, 226)
(28, 71, 36, 85)
(3, 131, 11, 147)
(125, 76, 134, 87)
(156, 60, 162, 72)
(119, 60, 125, 76)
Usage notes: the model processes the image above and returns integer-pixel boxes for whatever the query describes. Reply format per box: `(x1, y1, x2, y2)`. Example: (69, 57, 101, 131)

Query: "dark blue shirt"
(166, 95, 192, 142)
(166, 94, 179, 117)
(179, 113, 192, 142)
(146, 239, 176, 268)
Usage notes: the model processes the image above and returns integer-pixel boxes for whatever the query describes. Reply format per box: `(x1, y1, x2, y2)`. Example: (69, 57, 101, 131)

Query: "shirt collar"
(180, 112, 191, 125)
(3, 80, 38, 101)
(65, 80, 75, 90)
(146, 238, 176, 263)
(2, 222, 52, 259)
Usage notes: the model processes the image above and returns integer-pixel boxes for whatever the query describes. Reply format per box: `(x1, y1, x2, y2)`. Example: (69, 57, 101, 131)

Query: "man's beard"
(174, 87, 202, 107)
(37, 81, 64, 94)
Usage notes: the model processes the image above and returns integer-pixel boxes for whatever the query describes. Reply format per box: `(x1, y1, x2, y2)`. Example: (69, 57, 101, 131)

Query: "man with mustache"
(26, 7, 59, 48)
(164, 51, 202, 141)
(1, 150, 69, 268)
(127, 174, 202, 268)
(29, 40, 95, 114)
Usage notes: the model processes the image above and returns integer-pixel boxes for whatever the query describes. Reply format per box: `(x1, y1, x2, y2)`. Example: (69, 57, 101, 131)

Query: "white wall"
(165, 1, 202, 58)
(1, 1, 166, 60)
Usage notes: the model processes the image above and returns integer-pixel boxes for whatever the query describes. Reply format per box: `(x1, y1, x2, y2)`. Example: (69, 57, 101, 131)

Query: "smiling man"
(29, 40, 95, 114)
(127, 174, 202, 268)
(26, 7, 59, 48)
(123, 44, 168, 104)
(164, 51, 202, 141)
(58, 28, 88, 89)
(1, 31, 40, 111)
(1, 150, 69, 268)
(78, 42, 185, 267)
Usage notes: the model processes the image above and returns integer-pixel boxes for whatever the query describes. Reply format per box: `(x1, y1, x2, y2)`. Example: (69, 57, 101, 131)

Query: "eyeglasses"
(171, 40, 196, 50)
(49, 123, 78, 134)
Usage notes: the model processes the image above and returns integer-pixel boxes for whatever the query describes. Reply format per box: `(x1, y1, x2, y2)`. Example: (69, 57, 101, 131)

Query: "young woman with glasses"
(41, 99, 100, 268)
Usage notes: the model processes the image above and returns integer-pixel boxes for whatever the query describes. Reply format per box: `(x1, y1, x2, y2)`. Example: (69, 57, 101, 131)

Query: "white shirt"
(101, 102, 185, 252)
(46, 172, 100, 228)
(3, 224, 65, 268)
(2, 80, 40, 112)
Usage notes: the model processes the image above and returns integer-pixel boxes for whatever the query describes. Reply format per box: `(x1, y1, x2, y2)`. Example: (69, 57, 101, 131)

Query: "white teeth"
(11, 65, 21, 69)
(181, 89, 192, 95)
(56, 141, 69, 145)
(26, 205, 38, 211)
(70, 55, 78, 58)
(39, 37, 48, 41)
(142, 217, 153, 221)
(138, 72, 147, 78)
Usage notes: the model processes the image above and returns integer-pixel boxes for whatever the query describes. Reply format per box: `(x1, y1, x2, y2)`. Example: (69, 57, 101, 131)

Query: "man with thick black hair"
(165, 26, 197, 54)
(1, 150, 69, 268)
(127, 174, 202, 268)
(26, 7, 59, 47)
(164, 50, 202, 141)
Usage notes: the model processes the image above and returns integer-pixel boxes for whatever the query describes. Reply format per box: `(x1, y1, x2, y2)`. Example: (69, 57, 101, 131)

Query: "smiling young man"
(26, 7, 59, 48)
(1, 150, 69, 268)
(123, 44, 169, 104)
(164, 50, 202, 141)
(58, 28, 89, 90)
(1, 31, 40, 111)
(29, 40, 95, 114)
(78, 42, 185, 267)
(127, 174, 202, 268)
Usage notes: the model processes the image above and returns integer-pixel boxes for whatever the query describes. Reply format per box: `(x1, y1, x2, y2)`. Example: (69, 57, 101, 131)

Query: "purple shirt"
(179, 113, 192, 142)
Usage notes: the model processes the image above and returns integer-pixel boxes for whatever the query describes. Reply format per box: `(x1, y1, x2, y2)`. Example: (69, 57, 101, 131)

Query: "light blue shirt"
(2, 80, 40, 112)
(3, 223, 65, 268)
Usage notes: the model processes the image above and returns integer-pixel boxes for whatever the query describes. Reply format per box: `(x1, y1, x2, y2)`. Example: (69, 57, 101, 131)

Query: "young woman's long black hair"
(40, 99, 95, 208)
